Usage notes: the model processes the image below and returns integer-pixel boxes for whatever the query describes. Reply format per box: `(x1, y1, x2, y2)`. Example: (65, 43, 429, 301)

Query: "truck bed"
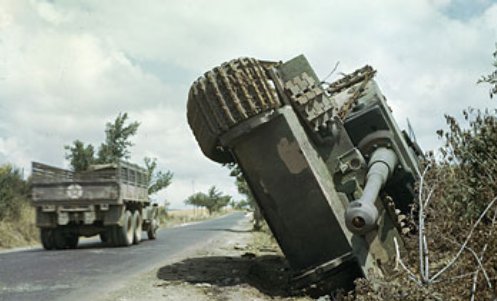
(31, 162, 148, 205)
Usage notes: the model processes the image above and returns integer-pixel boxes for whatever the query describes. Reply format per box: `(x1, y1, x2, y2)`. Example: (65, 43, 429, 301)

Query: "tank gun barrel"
(345, 147, 398, 234)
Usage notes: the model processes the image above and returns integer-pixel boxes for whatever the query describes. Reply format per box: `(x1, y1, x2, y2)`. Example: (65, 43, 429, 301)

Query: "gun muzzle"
(345, 147, 398, 234)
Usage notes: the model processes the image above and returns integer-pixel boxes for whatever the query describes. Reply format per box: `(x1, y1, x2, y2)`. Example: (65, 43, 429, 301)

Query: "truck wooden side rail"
(31, 161, 159, 250)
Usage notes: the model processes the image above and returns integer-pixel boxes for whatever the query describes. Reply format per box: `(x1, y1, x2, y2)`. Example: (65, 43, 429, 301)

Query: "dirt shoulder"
(103, 214, 313, 301)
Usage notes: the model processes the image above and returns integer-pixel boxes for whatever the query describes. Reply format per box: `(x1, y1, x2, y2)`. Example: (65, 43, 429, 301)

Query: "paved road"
(0, 212, 246, 301)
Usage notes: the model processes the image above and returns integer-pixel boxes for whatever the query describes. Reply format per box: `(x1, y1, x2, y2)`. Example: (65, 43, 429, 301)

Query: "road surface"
(0, 212, 246, 301)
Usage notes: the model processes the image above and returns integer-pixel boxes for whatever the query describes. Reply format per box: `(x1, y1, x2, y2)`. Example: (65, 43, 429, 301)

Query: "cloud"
(0, 0, 496, 208)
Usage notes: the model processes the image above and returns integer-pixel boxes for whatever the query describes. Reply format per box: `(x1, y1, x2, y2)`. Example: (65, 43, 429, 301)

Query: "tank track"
(187, 58, 282, 163)
(283, 71, 336, 132)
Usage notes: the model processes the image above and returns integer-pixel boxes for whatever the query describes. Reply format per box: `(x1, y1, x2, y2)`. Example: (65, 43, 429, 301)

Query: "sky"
(0, 0, 496, 209)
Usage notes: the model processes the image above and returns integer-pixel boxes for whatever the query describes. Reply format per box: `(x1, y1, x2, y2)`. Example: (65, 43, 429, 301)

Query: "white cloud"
(0, 136, 31, 172)
(0, 0, 496, 208)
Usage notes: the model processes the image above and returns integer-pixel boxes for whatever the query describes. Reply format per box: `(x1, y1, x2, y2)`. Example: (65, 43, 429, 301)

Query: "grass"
(0, 205, 39, 249)
(159, 207, 235, 228)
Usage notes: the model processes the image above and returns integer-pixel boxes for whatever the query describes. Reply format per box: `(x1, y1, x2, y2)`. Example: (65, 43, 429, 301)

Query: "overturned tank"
(186, 55, 422, 292)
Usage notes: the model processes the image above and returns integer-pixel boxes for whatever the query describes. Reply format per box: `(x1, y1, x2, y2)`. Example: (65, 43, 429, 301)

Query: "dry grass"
(0, 204, 39, 249)
(160, 207, 236, 228)
(246, 222, 282, 255)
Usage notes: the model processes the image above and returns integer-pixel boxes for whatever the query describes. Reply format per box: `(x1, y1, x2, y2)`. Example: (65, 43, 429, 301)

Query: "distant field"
(168, 208, 210, 218)
(160, 208, 235, 227)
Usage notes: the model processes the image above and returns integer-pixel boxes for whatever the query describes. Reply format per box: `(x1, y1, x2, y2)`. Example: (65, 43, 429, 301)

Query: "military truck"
(31, 161, 160, 250)
(187, 55, 422, 292)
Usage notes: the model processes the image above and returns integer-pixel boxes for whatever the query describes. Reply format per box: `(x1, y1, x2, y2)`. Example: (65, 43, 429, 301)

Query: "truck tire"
(52, 229, 65, 250)
(113, 210, 135, 247)
(106, 226, 120, 246)
(147, 219, 158, 240)
(40, 228, 55, 250)
(187, 58, 282, 163)
(66, 233, 79, 249)
(53, 229, 79, 249)
(132, 211, 142, 244)
(99, 232, 108, 243)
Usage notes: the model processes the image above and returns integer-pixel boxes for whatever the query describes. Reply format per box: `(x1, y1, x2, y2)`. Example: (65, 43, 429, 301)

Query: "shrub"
(0, 164, 30, 221)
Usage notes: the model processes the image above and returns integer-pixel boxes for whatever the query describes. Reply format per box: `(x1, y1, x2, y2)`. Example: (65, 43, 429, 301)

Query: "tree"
(144, 157, 173, 195)
(435, 109, 497, 217)
(64, 114, 173, 196)
(185, 192, 203, 206)
(226, 163, 263, 230)
(233, 199, 250, 210)
(96, 112, 140, 164)
(65, 113, 139, 170)
(0, 164, 30, 220)
(477, 44, 497, 98)
(64, 140, 95, 172)
(184, 186, 231, 215)
(206, 186, 231, 213)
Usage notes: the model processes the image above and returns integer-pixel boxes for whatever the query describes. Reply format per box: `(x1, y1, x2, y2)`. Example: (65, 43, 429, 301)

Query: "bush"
(0, 164, 30, 221)
(339, 109, 497, 300)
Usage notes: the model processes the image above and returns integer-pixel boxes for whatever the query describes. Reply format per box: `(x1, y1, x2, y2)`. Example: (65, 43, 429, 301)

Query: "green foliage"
(226, 163, 263, 229)
(184, 186, 231, 215)
(477, 44, 497, 98)
(0, 164, 30, 220)
(96, 112, 140, 164)
(64, 114, 173, 196)
(226, 163, 256, 207)
(435, 108, 497, 218)
(65, 112, 140, 170)
(64, 140, 95, 172)
(144, 157, 174, 195)
(230, 199, 250, 210)
(184, 192, 207, 211)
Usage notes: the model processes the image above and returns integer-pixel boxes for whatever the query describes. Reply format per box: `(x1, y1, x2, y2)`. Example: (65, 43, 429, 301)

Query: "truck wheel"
(106, 226, 121, 247)
(53, 229, 65, 249)
(40, 228, 55, 250)
(187, 58, 282, 163)
(66, 233, 79, 249)
(147, 219, 158, 240)
(114, 210, 135, 246)
(99, 232, 108, 243)
(52, 229, 78, 249)
(132, 211, 142, 244)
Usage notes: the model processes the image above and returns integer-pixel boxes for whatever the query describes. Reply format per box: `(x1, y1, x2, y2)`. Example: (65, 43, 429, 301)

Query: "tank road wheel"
(113, 210, 135, 247)
(147, 219, 158, 240)
(132, 211, 142, 244)
(187, 57, 282, 163)
(40, 228, 55, 250)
